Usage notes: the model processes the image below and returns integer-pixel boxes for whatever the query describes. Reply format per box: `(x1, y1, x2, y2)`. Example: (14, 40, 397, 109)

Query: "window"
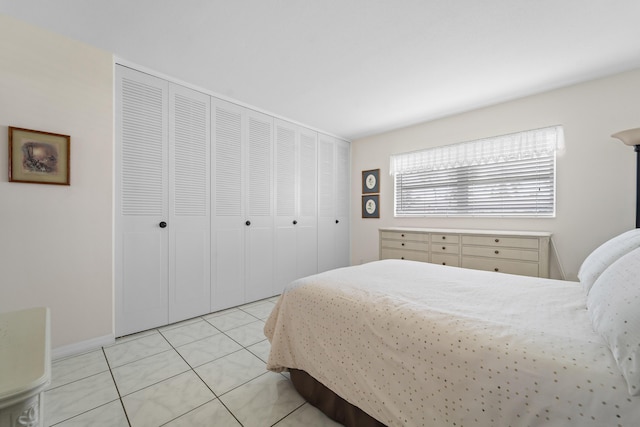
(391, 126, 563, 217)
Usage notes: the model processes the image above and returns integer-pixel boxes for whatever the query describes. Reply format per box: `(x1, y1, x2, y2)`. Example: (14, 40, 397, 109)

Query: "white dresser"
(379, 228, 551, 278)
(0, 308, 51, 427)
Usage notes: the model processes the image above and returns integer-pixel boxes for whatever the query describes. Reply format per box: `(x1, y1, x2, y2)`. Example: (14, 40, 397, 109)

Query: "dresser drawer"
(431, 253, 460, 267)
(430, 243, 459, 254)
(381, 248, 429, 262)
(382, 239, 429, 251)
(462, 246, 539, 262)
(462, 235, 539, 249)
(380, 231, 429, 242)
(431, 234, 460, 244)
(461, 257, 539, 277)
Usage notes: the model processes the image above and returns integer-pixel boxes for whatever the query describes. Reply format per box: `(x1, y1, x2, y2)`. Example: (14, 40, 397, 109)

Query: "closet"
(116, 66, 350, 336)
(115, 67, 211, 336)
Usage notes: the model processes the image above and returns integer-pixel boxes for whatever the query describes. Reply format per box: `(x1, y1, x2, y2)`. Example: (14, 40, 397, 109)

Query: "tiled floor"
(44, 297, 342, 427)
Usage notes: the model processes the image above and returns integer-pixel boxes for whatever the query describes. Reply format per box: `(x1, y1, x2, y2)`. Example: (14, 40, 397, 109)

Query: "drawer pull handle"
(495, 250, 499, 254)
(401, 257, 405, 260)
(494, 268, 499, 272)
(495, 238, 500, 243)
(442, 262, 446, 265)
(442, 246, 446, 250)
(401, 243, 405, 246)
(442, 236, 446, 240)
(401, 234, 405, 237)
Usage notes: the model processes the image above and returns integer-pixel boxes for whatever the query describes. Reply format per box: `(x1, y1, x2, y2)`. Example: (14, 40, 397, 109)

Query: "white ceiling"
(2, 0, 640, 140)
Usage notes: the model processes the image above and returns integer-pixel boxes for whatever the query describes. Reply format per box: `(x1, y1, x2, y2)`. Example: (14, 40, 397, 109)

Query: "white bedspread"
(264, 259, 640, 427)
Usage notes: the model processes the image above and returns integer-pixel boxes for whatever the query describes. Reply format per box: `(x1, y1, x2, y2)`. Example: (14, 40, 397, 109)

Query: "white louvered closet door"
(274, 120, 298, 295)
(211, 98, 246, 311)
(168, 84, 211, 323)
(334, 138, 351, 268)
(115, 66, 169, 336)
(245, 110, 274, 302)
(296, 128, 318, 279)
(317, 134, 337, 273)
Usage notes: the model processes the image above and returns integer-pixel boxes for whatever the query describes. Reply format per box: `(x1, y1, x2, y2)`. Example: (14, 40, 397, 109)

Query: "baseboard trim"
(52, 333, 115, 360)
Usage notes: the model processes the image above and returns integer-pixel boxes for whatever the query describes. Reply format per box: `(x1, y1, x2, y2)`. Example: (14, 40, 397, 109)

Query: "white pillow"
(578, 228, 640, 294)
(587, 246, 640, 396)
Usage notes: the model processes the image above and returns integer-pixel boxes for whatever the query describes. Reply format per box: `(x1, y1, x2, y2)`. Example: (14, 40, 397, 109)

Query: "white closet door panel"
(115, 66, 169, 336)
(171, 231, 208, 318)
(245, 110, 274, 301)
(274, 226, 297, 295)
(334, 139, 351, 268)
(246, 226, 275, 302)
(169, 84, 211, 323)
(297, 128, 318, 278)
(211, 98, 246, 310)
(247, 111, 273, 217)
(296, 223, 318, 279)
(274, 119, 298, 294)
(299, 129, 318, 218)
(275, 120, 296, 217)
(212, 228, 245, 311)
(317, 134, 336, 273)
(213, 100, 244, 217)
(120, 230, 167, 334)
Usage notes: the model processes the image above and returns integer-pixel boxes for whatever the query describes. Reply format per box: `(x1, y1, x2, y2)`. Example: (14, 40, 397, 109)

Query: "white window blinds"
(391, 126, 563, 217)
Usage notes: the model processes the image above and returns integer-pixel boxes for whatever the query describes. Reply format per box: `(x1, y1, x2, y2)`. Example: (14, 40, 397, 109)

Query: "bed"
(264, 229, 640, 427)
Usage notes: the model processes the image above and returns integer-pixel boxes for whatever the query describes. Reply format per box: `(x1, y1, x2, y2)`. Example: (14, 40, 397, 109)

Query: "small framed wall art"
(362, 194, 380, 218)
(9, 127, 70, 185)
(362, 168, 380, 194)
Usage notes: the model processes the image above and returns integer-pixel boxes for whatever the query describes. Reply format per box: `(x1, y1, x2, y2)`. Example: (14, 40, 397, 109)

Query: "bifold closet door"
(115, 67, 169, 336)
(116, 66, 211, 336)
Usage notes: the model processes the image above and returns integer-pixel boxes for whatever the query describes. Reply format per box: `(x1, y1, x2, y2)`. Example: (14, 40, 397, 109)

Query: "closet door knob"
(335, 220, 339, 224)
(159, 221, 167, 228)
(245, 220, 251, 226)
(293, 220, 297, 225)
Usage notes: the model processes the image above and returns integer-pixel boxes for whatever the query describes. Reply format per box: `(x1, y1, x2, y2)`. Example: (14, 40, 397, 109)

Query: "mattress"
(264, 259, 640, 426)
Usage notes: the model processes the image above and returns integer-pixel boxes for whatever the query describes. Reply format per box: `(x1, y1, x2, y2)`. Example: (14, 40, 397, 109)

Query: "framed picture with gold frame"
(8, 127, 70, 185)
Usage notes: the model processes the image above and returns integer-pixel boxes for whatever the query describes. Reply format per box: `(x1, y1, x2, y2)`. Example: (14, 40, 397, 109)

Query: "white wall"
(351, 69, 639, 280)
(0, 14, 113, 352)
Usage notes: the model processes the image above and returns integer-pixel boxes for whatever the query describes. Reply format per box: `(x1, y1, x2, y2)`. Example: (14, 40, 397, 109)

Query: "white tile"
(158, 316, 202, 332)
(111, 349, 190, 396)
(160, 319, 220, 347)
(240, 301, 276, 319)
(195, 349, 267, 396)
(202, 307, 241, 319)
(48, 349, 109, 390)
(224, 320, 267, 347)
(246, 339, 271, 363)
(114, 328, 159, 345)
(104, 332, 172, 368)
(176, 333, 242, 368)
(164, 399, 241, 427)
(274, 403, 343, 427)
(219, 371, 305, 427)
(204, 310, 258, 331)
(44, 372, 119, 426)
(54, 400, 129, 427)
(122, 370, 214, 427)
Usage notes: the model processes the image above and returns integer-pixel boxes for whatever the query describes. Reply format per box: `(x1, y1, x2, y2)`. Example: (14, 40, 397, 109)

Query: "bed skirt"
(289, 369, 386, 427)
